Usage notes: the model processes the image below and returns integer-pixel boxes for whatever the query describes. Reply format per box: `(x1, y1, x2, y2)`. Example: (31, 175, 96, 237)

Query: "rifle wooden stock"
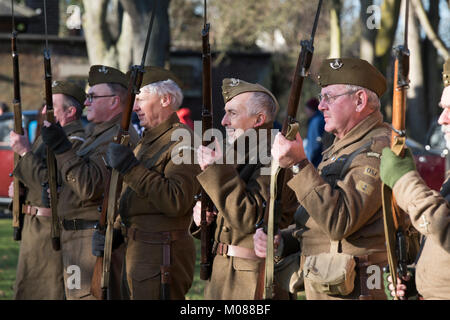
(90, 170, 111, 300)
(43, 49, 61, 251)
(255, 0, 322, 300)
(11, 30, 25, 241)
(199, 16, 214, 281)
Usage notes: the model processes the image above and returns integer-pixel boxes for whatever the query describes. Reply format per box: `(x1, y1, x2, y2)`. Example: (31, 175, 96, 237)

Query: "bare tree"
(410, 0, 449, 60)
(329, 0, 342, 58)
(81, 0, 170, 72)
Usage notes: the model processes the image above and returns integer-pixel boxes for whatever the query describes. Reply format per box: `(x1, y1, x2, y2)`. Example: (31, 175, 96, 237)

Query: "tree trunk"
(329, 0, 341, 58)
(119, 0, 171, 67)
(359, 0, 376, 64)
(82, 0, 170, 72)
(411, 0, 449, 60)
(407, 0, 427, 144)
(422, 0, 441, 125)
(374, 0, 401, 73)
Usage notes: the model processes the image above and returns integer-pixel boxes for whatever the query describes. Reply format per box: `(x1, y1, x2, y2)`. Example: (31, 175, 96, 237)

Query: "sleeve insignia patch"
(356, 180, 374, 196)
(363, 166, 378, 179)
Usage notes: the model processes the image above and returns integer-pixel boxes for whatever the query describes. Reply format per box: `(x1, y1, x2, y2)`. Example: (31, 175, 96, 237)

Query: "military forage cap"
(88, 65, 128, 88)
(443, 59, 450, 87)
(317, 58, 387, 97)
(131, 66, 183, 88)
(51, 80, 86, 106)
(221, 78, 279, 114)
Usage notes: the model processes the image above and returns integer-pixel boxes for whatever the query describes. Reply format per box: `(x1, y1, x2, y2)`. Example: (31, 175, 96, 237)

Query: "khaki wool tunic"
(286, 111, 390, 300)
(54, 114, 139, 299)
(393, 170, 450, 300)
(195, 123, 296, 300)
(13, 120, 85, 300)
(118, 113, 200, 300)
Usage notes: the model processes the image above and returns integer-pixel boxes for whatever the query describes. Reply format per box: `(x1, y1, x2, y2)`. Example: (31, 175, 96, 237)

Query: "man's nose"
(438, 109, 449, 126)
(221, 114, 229, 127)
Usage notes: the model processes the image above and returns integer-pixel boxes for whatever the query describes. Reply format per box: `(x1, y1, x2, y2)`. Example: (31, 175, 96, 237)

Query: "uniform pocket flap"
(128, 264, 161, 282)
(232, 257, 259, 272)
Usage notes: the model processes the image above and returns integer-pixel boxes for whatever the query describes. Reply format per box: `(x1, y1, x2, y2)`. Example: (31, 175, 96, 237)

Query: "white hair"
(140, 79, 183, 110)
(345, 84, 380, 110)
(246, 91, 276, 122)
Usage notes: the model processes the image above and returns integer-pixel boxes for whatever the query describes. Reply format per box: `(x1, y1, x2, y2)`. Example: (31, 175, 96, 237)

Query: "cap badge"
(330, 59, 343, 70)
(52, 81, 59, 87)
(98, 66, 109, 74)
(230, 78, 240, 87)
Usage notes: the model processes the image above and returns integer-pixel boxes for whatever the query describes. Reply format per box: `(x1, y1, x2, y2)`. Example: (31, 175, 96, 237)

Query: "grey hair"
(62, 95, 83, 119)
(106, 83, 128, 105)
(345, 84, 380, 110)
(246, 91, 276, 122)
(140, 79, 183, 111)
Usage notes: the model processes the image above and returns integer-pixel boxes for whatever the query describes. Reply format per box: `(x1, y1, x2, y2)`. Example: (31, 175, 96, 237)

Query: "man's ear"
(355, 90, 368, 113)
(67, 106, 77, 117)
(111, 95, 121, 110)
(161, 94, 173, 108)
(253, 113, 266, 128)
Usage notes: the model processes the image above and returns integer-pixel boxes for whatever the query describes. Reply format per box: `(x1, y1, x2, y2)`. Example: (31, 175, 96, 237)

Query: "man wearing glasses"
(41, 65, 139, 299)
(254, 58, 391, 300)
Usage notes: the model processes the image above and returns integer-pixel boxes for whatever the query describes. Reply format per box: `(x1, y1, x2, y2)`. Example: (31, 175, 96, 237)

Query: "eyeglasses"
(317, 90, 356, 104)
(85, 93, 116, 103)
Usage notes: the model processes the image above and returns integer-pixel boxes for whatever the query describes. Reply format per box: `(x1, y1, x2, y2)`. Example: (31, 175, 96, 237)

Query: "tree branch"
(411, 0, 449, 60)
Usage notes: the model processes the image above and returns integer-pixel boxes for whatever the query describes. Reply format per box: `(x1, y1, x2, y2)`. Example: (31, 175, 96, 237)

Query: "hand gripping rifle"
(43, 0, 61, 251)
(11, 0, 25, 241)
(254, 0, 323, 300)
(90, 1, 157, 300)
(381, 0, 410, 301)
(199, 0, 215, 281)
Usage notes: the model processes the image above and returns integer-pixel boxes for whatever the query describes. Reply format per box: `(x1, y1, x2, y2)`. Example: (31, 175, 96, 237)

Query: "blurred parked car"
(407, 120, 448, 192)
(0, 110, 39, 212)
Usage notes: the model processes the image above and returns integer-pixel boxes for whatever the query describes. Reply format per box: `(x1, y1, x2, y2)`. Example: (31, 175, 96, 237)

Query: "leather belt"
(62, 219, 98, 231)
(22, 204, 51, 217)
(355, 251, 387, 300)
(126, 227, 189, 244)
(216, 242, 260, 261)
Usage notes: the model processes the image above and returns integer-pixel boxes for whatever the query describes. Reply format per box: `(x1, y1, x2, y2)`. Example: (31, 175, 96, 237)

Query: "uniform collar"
(141, 112, 180, 145)
(90, 113, 122, 138)
(63, 119, 84, 136)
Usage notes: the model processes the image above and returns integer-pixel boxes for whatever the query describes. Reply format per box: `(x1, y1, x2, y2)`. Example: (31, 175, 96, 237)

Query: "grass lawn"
(0, 219, 20, 300)
(0, 218, 205, 300)
(0, 218, 303, 300)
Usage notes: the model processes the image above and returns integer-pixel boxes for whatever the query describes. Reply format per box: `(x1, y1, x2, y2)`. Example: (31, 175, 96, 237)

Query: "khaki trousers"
(14, 214, 64, 300)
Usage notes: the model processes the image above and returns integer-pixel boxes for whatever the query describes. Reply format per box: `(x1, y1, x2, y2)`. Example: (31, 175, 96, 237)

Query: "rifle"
(42, 0, 60, 251)
(254, 0, 323, 300)
(382, 0, 410, 301)
(90, 1, 157, 300)
(11, 0, 25, 241)
(199, 0, 214, 281)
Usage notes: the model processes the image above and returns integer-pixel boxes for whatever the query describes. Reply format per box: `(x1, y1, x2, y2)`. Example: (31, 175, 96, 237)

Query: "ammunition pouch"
(303, 241, 356, 296)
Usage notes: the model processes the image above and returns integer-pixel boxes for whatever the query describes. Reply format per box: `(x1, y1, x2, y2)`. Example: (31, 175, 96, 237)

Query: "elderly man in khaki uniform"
(41, 66, 139, 299)
(382, 59, 450, 300)
(193, 78, 296, 300)
(9, 81, 86, 299)
(102, 66, 200, 300)
(255, 58, 391, 300)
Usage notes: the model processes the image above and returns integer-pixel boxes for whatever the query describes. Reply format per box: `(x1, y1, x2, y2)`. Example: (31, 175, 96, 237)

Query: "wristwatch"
(291, 159, 310, 174)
